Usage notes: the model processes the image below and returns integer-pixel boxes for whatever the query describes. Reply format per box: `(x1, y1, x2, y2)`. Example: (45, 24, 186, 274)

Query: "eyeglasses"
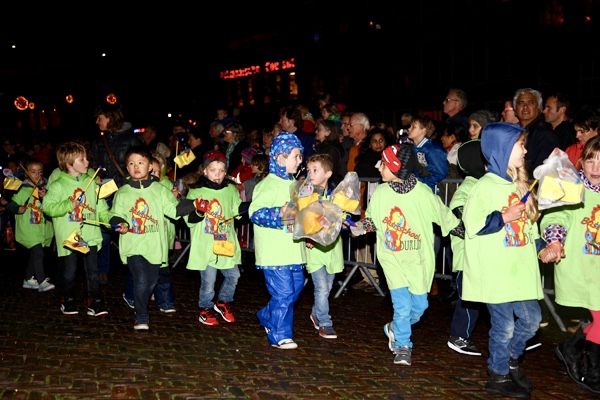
(348, 123, 364, 127)
(444, 98, 460, 103)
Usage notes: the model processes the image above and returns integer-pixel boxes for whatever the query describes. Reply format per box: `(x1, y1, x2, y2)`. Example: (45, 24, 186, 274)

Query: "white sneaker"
(37, 278, 55, 292)
(23, 277, 39, 290)
(271, 339, 298, 350)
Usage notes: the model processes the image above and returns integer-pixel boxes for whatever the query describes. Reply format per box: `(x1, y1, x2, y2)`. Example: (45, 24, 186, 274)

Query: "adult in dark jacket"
(354, 127, 391, 179)
(314, 119, 346, 184)
(91, 103, 144, 286)
(513, 88, 560, 177)
(91, 104, 144, 187)
(223, 122, 250, 176)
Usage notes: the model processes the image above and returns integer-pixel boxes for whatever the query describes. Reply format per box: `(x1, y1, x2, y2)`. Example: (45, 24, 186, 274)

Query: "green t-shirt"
(110, 181, 180, 266)
(44, 171, 109, 257)
(11, 184, 53, 248)
(540, 188, 600, 309)
(365, 181, 459, 294)
(448, 176, 478, 273)
(185, 183, 242, 270)
(248, 173, 306, 267)
(462, 173, 543, 304)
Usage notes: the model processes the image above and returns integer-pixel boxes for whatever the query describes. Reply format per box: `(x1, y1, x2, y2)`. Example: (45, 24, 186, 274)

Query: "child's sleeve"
(43, 182, 72, 218)
(463, 184, 504, 238)
(108, 193, 128, 227)
(420, 147, 449, 189)
(248, 180, 284, 229)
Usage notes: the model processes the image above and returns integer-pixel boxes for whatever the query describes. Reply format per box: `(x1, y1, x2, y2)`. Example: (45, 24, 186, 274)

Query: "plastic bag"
(293, 200, 343, 246)
(330, 171, 361, 215)
(533, 147, 584, 210)
(289, 177, 320, 212)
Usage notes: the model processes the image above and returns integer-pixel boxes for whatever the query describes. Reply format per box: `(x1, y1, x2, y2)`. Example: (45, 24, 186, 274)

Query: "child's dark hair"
(251, 153, 268, 171)
(307, 153, 333, 173)
(125, 146, 153, 162)
(581, 135, 600, 163)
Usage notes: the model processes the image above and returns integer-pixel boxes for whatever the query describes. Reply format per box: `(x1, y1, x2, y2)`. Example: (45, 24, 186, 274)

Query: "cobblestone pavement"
(0, 247, 597, 399)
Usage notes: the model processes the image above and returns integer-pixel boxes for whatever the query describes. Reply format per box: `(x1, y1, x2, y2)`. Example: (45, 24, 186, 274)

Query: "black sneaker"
(447, 336, 482, 356)
(61, 297, 78, 315)
(87, 298, 108, 317)
(485, 370, 530, 398)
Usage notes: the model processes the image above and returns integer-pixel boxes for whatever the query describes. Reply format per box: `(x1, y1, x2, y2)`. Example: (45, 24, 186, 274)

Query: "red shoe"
(199, 308, 219, 325)
(213, 301, 236, 323)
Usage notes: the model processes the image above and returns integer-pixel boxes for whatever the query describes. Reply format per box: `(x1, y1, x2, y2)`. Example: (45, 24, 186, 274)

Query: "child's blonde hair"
(580, 135, 600, 165)
(151, 150, 167, 179)
(55, 142, 87, 172)
(506, 132, 540, 222)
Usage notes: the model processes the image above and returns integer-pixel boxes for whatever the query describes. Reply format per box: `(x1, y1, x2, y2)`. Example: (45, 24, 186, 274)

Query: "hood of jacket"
(481, 122, 523, 181)
(122, 174, 160, 189)
(268, 131, 303, 180)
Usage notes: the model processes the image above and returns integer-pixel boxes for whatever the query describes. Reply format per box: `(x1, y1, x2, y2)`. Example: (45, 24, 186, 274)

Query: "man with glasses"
(443, 88, 470, 131)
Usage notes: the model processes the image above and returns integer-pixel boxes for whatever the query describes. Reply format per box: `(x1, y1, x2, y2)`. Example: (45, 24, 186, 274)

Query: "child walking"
(7, 160, 55, 292)
(185, 151, 244, 326)
(249, 132, 306, 350)
(541, 136, 600, 395)
(461, 122, 557, 398)
(44, 141, 109, 316)
(446, 140, 486, 356)
(351, 144, 462, 365)
(121, 152, 179, 313)
(305, 154, 344, 339)
(110, 146, 195, 330)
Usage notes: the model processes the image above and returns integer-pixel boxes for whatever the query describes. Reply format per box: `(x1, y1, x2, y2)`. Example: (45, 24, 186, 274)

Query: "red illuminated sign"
(220, 58, 295, 80)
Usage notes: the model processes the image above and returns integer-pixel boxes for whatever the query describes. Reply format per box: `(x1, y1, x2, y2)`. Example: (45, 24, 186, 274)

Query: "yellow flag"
(95, 179, 119, 199)
(3, 177, 22, 191)
(31, 187, 40, 199)
(174, 150, 196, 169)
(63, 229, 90, 254)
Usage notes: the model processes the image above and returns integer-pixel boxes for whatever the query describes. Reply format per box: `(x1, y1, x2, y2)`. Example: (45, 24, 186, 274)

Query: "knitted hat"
(203, 150, 227, 167)
(469, 110, 497, 130)
(457, 139, 486, 179)
(377, 144, 415, 180)
(241, 147, 259, 163)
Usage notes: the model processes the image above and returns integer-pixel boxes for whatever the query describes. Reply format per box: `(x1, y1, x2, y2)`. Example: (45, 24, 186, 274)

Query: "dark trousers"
(60, 246, 100, 299)
(449, 271, 482, 338)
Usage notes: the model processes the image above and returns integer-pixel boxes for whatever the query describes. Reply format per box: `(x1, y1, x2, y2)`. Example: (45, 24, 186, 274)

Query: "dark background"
(1, 1, 599, 141)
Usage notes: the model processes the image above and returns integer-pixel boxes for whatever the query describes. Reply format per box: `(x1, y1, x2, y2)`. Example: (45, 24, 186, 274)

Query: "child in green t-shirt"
(304, 154, 344, 339)
(44, 141, 109, 316)
(110, 146, 195, 330)
(351, 144, 462, 366)
(6, 160, 55, 292)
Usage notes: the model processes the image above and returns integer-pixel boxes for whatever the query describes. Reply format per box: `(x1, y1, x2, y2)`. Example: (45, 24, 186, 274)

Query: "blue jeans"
(310, 266, 335, 327)
(127, 255, 160, 321)
(198, 265, 240, 309)
(124, 266, 174, 309)
(258, 268, 305, 345)
(449, 271, 481, 338)
(486, 300, 541, 375)
(389, 287, 429, 349)
(61, 246, 100, 299)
